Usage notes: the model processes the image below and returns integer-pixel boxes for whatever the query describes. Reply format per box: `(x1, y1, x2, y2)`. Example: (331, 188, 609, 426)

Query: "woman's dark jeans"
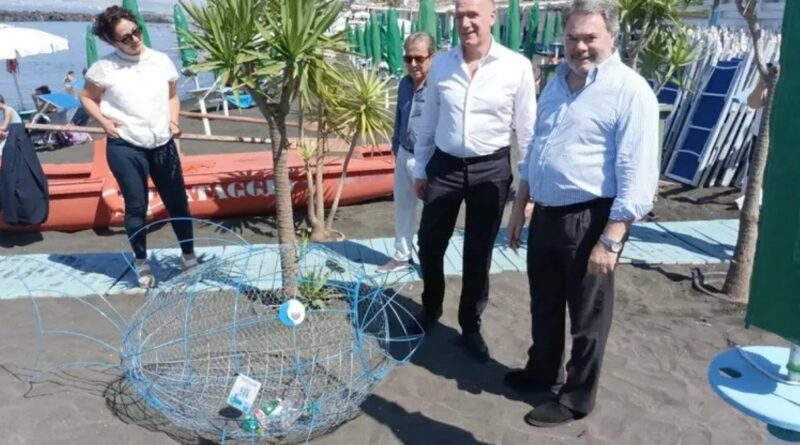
(106, 137, 194, 260)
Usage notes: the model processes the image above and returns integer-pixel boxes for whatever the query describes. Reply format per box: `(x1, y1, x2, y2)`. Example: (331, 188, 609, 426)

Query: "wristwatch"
(599, 234, 624, 253)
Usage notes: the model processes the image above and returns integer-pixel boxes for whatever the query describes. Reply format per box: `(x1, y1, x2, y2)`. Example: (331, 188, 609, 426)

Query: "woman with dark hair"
(80, 5, 197, 288)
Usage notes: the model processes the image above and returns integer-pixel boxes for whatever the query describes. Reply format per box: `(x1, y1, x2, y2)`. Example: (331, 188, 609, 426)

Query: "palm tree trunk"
(325, 128, 361, 231)
(248, 86, 298, 294)
(273, 117, 299, 296)
(723, 74, 778, 302)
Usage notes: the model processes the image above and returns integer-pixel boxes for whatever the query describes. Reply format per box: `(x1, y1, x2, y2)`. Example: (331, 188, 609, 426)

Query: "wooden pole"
(179, 110, 299, 127)
(24, 123, 271, 144)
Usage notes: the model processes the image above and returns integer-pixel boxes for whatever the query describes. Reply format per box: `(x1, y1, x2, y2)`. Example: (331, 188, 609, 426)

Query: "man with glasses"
(377, 32, 435, 273)
(411, 0, 536, 363)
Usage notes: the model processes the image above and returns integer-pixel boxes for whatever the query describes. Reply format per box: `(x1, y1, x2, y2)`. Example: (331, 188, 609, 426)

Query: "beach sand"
(0, 265, 782, 444)
(0, 106, 778, 444)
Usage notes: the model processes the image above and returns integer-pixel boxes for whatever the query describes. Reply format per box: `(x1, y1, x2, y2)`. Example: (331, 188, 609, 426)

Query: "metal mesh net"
(119, 244, 422, 443)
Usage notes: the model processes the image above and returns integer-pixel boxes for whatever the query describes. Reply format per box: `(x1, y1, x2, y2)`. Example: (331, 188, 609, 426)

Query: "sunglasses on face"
(117, 27, 142, 45)
(403, 55, 430, 64)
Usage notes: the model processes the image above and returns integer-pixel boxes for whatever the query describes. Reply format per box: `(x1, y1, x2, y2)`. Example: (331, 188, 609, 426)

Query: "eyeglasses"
(117, 28, 142, 45)
(403, 55, 430, 64)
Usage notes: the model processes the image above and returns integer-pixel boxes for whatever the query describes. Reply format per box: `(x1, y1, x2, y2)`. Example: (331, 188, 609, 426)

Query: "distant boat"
(0, 140, 395, 232)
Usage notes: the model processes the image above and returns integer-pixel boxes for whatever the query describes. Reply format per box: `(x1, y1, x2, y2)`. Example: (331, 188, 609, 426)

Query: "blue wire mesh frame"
(20, 218, 423, 444)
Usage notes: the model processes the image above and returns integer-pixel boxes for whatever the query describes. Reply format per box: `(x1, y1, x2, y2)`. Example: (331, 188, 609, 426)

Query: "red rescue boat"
(0, 139, 395, 231)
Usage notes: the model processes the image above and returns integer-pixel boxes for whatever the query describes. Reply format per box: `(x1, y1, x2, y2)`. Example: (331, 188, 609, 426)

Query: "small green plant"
(298, 266, 339, 309)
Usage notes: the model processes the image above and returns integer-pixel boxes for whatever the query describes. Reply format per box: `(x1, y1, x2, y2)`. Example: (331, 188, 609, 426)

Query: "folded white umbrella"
(0, 24, 70, 110)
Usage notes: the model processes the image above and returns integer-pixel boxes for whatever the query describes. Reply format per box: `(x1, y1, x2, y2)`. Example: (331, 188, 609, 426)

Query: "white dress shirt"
(413, 39, 537, 179)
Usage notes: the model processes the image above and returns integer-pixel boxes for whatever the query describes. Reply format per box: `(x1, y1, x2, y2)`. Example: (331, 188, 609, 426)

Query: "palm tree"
(618, 0, 700, 89)
(297, 65, 395, 241)
(180, 0, 347, 294)
(325, 68, 395, 233)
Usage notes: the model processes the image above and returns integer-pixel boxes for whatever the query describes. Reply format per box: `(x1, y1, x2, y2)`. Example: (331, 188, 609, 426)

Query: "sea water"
(0, 21, 215, 109)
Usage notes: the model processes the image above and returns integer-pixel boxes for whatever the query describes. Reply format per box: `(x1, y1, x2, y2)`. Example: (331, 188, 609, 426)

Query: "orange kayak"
(0, 139, 395, 232)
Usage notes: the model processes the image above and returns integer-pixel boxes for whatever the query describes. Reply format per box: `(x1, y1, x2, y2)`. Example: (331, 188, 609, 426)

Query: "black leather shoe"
(524, 401, 585, 427)
(504, 368, 556, 392)
(461, 332, 490, 363)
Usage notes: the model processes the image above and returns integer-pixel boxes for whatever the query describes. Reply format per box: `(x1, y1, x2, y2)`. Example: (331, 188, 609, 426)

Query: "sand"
(0, 106, 781, 444)
(0, 264, 783, 445)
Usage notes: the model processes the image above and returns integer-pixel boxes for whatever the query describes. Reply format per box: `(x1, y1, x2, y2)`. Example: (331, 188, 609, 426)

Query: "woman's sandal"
(181, 254, 200, 271)
(136, 262, 157, 289)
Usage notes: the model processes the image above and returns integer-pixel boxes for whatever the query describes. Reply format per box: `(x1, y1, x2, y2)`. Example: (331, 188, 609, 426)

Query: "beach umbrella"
(121, 0, 152, 48)
(523, 4, 540, 59)
(506, 0, 521, 51)
(85, 24, 99, 68)
(492, 15, 501, 43)
(0, 24, 69, 110)
(442, 13, 451, 45)
(541, 9, 553, 53)
(364, 20, 373, 61)
(344, 24, 354, 52)
(356, 25, 366, 56)
(386, 9, 404, 76)
(173, 4, 197, 73)
(411, 19, 419, 34)
(418, 0, 437, 42)
(436, 14, 443, 49)
(370, 14, 383, 65)
(451, 16, 460, 47)
(553, 11, 563, 40)
(747, 0, 800, 346)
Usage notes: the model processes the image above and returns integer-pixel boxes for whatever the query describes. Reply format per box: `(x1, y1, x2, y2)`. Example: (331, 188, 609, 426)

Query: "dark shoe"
(504, 368, 556, 392)
(461, 332, 490, 363)
(524, 401, 585, 427)
(405, 308, 442, 335)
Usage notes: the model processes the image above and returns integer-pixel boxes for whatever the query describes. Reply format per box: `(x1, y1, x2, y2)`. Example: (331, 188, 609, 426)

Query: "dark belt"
(435, 146, 510, 164)
(533, 197, 614, 215)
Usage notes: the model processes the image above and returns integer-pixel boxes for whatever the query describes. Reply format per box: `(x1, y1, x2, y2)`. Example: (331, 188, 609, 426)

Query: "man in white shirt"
(412, 0, 536, 363)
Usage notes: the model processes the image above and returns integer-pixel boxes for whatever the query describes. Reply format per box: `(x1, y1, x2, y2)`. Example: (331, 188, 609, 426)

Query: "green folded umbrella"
(436, 14, 443, 49)
(370, 14, 383, 65)
(492, 15, 501, 43)
(541, 9, 552, 53)
(442, 13, 451, 45)
(356, 25, 366, 56)
(506, 0, 521, 51)
(365, 20, 373, 60)
(419, 0, 437, 41)
(173, 4, 197, 72)
(524, 4, 540, 59)
(386, 8, 403, 75)
(121, 0, 152, 48)
(344, 24, 354, 52)
(747, 0, 800, 343)
(554, 11, 563, 40)
(452, 23, 460, 47)
(85, 24, 99, 68)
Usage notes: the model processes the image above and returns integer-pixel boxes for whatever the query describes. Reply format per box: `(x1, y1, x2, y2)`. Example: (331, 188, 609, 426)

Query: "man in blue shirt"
(505, 0, 659, 427)
(378, 32, 435, 273)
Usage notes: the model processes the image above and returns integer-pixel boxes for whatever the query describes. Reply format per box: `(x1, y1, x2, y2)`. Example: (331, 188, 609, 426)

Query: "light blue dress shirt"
(522, 52, 660, 221)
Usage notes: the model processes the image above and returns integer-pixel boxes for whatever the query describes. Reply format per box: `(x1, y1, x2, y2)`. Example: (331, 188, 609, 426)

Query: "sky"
(1, 0, 206, 14)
